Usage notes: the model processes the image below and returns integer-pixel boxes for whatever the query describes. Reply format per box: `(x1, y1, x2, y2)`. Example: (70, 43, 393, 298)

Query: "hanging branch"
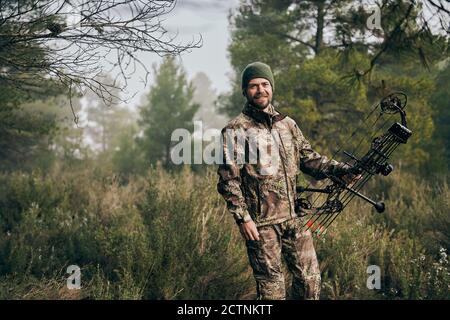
(0, 0, 202, 106)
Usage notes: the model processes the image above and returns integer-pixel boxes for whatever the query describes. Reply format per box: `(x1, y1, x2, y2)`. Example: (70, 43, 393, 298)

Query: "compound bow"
(295, 92, 412, 236)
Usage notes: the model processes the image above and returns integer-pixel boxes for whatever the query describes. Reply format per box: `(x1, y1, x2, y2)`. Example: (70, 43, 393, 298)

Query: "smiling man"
(217, 62, 357, 300)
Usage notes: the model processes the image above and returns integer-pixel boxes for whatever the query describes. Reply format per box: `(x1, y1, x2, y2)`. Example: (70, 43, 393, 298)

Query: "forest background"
(0, 0, 449, 299)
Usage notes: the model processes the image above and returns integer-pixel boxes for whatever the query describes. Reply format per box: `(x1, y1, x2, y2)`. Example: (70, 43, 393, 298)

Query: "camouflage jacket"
(217, 103, 349, 227)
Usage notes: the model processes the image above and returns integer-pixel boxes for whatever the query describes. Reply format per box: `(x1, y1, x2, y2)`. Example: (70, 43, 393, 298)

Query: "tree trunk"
(315, 1, 325, 55)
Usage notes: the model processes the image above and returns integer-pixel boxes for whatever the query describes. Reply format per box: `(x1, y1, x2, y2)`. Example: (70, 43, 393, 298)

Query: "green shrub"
(0, 165, 448, 299)
(0, 166, 253, 299)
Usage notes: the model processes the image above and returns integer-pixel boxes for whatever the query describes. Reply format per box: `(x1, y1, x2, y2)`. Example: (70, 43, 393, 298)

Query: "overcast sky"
(127, 0, 240, 108)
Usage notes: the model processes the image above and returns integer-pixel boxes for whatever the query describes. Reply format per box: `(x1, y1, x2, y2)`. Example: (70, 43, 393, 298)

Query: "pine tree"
(222, 0, 449, 170)
(137, 57, 200, 169)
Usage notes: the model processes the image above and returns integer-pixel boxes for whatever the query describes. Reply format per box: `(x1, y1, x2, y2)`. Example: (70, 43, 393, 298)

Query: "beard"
(249, 95, 271, 110)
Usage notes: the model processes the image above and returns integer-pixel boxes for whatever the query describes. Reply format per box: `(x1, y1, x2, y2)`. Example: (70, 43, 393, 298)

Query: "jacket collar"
(242, 102, 286, 129)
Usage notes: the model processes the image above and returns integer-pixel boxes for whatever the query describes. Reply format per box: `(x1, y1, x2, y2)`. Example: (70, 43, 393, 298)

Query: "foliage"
(430, 61, 450, 173)
(0, 0, 200, 102)
(222, 0, 450, 172)
(0, 91, 82, 171)
(1, 0, 449, 301)
(137, 57, 200, 169)
(0, 166, 449, 299)
(318, 170, 450, 299)
(0, 166, 253, 299)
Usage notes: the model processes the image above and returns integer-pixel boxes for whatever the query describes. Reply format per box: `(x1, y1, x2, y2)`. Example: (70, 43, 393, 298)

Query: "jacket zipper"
(266, 120, 294, 218)
(276, 131, 294, 218)
(256, 181, 261, 215)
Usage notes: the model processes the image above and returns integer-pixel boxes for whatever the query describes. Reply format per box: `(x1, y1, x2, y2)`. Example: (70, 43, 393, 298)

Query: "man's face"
(245, 78, 273, 110)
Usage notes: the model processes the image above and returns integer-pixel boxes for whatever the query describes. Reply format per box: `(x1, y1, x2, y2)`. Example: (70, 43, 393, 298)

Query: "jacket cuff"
(234, 212, 253, 225)
(332, 162, 352, 176)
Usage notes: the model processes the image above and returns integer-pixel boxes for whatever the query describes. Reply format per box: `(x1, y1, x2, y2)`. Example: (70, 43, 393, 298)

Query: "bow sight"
(295, 92, 412, 236)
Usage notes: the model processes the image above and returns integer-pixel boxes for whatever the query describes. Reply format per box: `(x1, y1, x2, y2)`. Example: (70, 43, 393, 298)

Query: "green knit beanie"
(241, 62, 275, 94)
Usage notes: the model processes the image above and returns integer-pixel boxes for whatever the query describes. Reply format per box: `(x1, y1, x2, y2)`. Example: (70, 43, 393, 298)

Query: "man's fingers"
(238, 225, 247, 240)
(243, 228, 250, 241)
(350, 174, 362, 184)
(342, 173, 363, 184)
(246, 228, 254, 240)
(251, 228, 260, 241)
(239, 221, 260, 241)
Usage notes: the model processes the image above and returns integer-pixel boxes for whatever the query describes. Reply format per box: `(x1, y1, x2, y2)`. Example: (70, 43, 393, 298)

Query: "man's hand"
(341, 173, 362, 184)
(337, 163, 363, 185)
(239, 220, 260, 241)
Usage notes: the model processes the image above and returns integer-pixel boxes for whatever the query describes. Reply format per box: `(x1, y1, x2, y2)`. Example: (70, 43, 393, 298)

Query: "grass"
(0, 165, 448, 299)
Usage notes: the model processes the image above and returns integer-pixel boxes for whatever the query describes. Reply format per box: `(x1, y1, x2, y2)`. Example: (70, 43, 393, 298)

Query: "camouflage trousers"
(245, 218, 321, 300)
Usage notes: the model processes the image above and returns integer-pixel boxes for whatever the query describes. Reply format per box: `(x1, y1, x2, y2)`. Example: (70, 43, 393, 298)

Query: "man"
(217, 62, 355, 300)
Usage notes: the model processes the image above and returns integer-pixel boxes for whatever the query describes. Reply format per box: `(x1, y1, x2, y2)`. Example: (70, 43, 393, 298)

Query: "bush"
(0, 165, 253, 299)
(136, 166, 253, 299)
(0, 165, 448, 299)
(317, 170, 450, 299)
